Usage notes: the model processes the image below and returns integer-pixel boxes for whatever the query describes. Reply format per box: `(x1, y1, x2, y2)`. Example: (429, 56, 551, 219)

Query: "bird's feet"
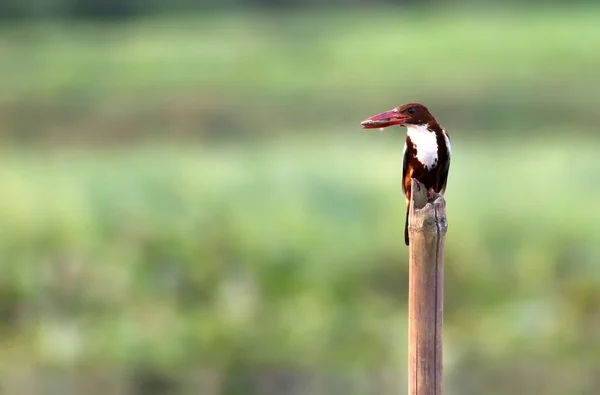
(427, 188, 435, 202)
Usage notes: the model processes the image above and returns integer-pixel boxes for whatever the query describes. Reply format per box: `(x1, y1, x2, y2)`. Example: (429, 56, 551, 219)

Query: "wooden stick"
(407, 179, 448, 395)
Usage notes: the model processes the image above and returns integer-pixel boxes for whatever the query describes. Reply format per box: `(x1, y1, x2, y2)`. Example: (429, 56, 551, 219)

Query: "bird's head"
(361, 103, 436, 129)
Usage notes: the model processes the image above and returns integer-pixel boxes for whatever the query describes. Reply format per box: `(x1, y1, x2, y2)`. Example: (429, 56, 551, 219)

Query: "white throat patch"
(407, 124, 438, 169)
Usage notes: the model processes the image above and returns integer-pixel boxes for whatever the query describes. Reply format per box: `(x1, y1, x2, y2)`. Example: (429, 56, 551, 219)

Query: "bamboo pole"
(407, 179, 448, 395)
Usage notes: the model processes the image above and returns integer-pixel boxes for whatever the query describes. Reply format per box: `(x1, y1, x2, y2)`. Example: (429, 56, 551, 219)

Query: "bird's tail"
(404, 201, 410, 246)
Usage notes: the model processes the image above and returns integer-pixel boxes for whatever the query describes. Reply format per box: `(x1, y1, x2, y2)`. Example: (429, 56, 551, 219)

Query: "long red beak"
(361, 109, 409, 129)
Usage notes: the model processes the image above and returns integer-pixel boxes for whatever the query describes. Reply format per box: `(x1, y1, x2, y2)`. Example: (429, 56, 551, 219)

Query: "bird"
(361, 103, 451, 246)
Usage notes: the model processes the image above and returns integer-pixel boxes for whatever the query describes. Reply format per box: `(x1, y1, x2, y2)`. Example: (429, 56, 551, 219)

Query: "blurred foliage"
(0, 0, 596, 20)
(0, 9, 599, 143)
(0, 139, 599, 395)
(0, 4, 600, 395)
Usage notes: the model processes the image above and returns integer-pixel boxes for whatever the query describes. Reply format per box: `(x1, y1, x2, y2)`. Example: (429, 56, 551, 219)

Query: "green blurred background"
(1, 1, 600, 394)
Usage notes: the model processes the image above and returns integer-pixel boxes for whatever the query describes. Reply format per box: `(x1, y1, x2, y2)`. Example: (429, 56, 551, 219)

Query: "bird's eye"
(408, 107, 415, 115)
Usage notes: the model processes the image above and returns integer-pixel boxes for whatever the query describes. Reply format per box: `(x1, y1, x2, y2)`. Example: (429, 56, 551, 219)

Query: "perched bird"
(361, 103, 451, 245)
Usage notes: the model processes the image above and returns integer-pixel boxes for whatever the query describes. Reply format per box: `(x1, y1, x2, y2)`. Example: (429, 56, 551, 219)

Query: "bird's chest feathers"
(407, 125, 439, 169)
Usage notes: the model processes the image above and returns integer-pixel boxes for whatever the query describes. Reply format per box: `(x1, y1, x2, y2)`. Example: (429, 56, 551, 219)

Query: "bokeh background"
(1, 1, 600, 394)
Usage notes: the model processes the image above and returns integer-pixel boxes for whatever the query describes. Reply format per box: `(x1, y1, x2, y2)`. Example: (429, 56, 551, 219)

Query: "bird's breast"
(407, 125, 439, 169)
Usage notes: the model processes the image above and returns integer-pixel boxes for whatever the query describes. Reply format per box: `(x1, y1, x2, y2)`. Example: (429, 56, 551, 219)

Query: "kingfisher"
(361, 103, 451, 245)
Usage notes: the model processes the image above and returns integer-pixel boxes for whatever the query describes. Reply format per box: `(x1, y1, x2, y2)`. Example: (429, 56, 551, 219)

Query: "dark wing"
(402, 138, 411, 245)
(402, 136, 416, 203)
(438, 161, 450, 195)
(438, 130, 451, 194)
(402, 138, 410, 198)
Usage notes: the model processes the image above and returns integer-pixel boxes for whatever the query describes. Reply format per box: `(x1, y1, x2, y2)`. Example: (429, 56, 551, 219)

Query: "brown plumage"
(361, 103, 451, 245)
